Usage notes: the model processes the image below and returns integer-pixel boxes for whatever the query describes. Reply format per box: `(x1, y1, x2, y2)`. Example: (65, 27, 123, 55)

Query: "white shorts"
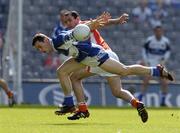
(87, 50, 119, 77)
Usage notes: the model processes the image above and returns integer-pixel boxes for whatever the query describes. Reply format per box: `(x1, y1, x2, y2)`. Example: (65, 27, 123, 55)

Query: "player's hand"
(119, 13, 129, 24)
(98, 12, 111, 23)
(89, 12, 111, 30)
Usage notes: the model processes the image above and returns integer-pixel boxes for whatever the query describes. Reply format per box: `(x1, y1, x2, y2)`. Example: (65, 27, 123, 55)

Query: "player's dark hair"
(71, 11, 80, 19)
(32, 35, 45, 46)
(59, 9, 69, 16)
(154, 26, 162, 29)
(64, 10, 80, 19)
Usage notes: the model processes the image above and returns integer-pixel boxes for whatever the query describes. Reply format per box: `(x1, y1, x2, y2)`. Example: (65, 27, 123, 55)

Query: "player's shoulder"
(161, 36, 170, 44)
(146, 35, 154, 41)
(162, 36, 170, 41)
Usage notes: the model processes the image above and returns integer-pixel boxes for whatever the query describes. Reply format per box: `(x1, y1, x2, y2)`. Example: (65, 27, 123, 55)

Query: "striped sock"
(63, 96, 74, 106)
(160, 93, 167, 105)
(151, 67, 160, 77)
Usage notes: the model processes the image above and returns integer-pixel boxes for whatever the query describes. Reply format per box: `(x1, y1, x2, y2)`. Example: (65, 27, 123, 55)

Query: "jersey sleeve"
(52, 33, 65, 48)
(142, 37, 151, 64)
(163, 37, 171, 62)
(51, 23, 65, 38)
(52, 31, 73, 49)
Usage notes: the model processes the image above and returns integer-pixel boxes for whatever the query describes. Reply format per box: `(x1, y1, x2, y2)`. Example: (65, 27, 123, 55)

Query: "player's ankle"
(78, 102, 88, 112)
(7, 91, 13, 98)
(130, 98, 140, 108)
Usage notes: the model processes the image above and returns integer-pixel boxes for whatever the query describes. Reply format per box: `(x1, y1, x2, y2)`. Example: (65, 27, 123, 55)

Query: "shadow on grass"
(41, 122, 112, 126)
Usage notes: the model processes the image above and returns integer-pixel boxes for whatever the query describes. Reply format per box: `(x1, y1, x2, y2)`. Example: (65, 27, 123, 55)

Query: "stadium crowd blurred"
(0, 0, 180, 80)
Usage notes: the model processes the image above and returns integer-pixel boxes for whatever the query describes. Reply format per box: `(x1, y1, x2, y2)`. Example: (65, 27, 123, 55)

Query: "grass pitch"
(0, 106, 179, 133)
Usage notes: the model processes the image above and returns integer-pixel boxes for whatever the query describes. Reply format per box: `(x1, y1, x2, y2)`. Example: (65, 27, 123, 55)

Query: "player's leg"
(0, 79, 11, 95)
(107, 76, 134, 101)
(71, 68, 95, 103)
(67, 69, 94, 120)
(55, 57, 86, 115)
(57, 58, 85, 95)
(67, 49, 116, 120)
(99, 58, 173, 81)
(138, 76, 151, 101)
(0, 79, 15, 107)
(106, 76, 148, 123)
(159, 78, 168, 106)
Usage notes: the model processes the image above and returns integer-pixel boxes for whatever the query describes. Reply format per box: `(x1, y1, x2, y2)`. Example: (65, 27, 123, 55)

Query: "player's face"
(64, 15, 79, 29)
(154, 27, 163, 40)
(34, 38, 53, 54)
(59, 14, 67, 27)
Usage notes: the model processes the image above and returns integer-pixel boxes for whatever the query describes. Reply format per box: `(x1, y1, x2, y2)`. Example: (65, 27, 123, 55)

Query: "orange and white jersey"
(79, 20, 111, 50)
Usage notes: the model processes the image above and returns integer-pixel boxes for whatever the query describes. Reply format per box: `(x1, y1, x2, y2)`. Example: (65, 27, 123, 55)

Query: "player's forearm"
(85, 19, 119, 30)
(163, 51, 171, 62)
(107, 13, 129, 26)
(84, 20, 106, 31)
(85, 13, 128, 30)
(142, 49, 148, 62)
(107, 18, 121, 25)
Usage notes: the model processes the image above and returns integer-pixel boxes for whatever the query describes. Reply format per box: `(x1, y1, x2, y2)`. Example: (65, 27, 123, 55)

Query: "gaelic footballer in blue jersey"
(32, 24, 172, 79)
(52, 9, 69, 38)
(142, 25, 170, 66)
(139, 23, 172, 106)
(32, 24, 173, 123)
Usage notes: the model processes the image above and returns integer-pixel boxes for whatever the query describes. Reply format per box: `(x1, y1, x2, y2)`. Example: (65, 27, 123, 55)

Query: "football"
(72, 24, 90, 41)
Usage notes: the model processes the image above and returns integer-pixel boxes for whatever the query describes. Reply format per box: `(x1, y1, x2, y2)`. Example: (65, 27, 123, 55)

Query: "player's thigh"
(89, 50, 119, 77)
(100, 58, 126, 75)
(57, 57, 86, 74)
(106, 76, 122, 93)
(106, 50, 119, 61)
(71, 67, 95, 81)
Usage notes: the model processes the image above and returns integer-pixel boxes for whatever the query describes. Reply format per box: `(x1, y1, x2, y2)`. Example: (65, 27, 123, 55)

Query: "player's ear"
(77, 16, 80, 21)
(44, 37, 51, 45)
(44, 37, 49, 43)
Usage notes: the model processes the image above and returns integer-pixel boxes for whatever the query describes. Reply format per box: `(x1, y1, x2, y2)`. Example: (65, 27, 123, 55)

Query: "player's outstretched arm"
(108, 13, 129, 25)
(85, 12, 129, 30)
(85, 12, 111, 30)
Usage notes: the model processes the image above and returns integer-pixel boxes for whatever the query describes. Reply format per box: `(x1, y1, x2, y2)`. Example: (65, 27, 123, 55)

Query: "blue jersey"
(142, 35, 171, 66)
(51, 30, 109, 65)
(52, 30, 72, 56)
(52, 22, 66, 38)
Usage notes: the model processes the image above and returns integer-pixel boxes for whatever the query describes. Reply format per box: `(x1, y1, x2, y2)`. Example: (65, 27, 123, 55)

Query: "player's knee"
(70, 73, 82, 83)
(112, 91, 119, 98)
(111, 88, 122, 98)
(118, 66, 130, 76)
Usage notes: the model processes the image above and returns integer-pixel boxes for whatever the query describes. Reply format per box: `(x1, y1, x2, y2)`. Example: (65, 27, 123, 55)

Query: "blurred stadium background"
(0, 0, 180, 107)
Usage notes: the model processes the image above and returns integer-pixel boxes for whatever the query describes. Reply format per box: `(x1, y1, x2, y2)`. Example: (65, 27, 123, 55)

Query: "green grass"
(0, 106, 180, 133)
